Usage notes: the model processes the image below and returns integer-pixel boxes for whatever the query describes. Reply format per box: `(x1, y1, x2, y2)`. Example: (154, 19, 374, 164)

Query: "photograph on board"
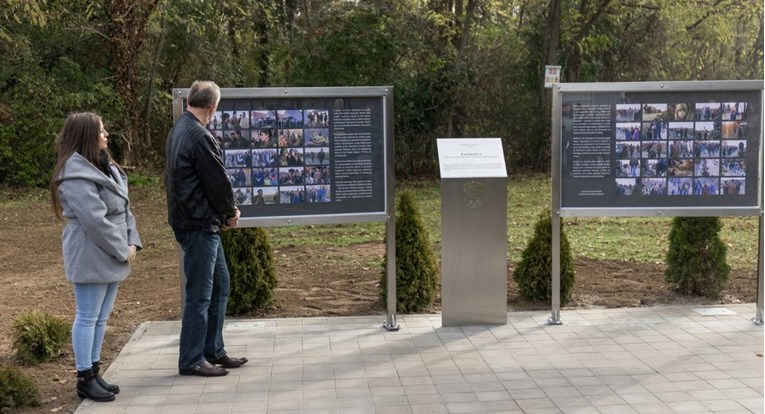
(252, 149, 278, 167)
(280, 186, 306, 204)
(227, 167, 251, 187)
(307, 185, 331, 203)
(667, 158, 694, 177)
(694, 102, 721, 121)
(693, 140, 721, 158)
(277, 109, 304, 128)
(224, 149, 251, 168)
(668, 178, 693, 195)
(616, 122, 641, 140)
(641, 159, 667, 177)
(251, 110, 276, 128)
(305, 109, 329, 128)
(233, 187, 252, 206)
(641, 121, 666, 140)
(616, 103, 641, 122)
(279, 167, 305, 185)
(641, 178, 667, 195)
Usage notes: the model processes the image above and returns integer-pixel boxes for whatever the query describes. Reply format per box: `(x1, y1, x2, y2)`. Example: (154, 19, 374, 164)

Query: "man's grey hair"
(187, 81, 221, 109)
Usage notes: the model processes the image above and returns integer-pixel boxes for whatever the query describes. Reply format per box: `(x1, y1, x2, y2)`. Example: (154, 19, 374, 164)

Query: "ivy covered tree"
(380, 190, 438, 313)
(109, 0, 161, 166)
(665, 217, 730, 298)
(221, 227, 278, 315)
(512, 208, 575, 305)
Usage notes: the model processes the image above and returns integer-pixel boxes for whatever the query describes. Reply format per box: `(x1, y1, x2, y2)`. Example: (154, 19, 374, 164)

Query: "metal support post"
(548, 85, 563, 325)
(381, 87, 398, 332)
(382, 215, 399, 331)
(754, 214, 763, 325)
(549, 210, 563, 325)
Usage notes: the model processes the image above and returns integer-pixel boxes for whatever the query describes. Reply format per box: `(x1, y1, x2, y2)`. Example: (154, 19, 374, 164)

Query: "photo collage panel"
(614, 102, 747, 196)
(209, 108, 332, 206)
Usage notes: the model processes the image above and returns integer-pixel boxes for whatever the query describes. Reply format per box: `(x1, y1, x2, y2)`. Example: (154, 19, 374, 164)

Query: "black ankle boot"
(92, 361, 120, 394)
(76, 369, 115, 402)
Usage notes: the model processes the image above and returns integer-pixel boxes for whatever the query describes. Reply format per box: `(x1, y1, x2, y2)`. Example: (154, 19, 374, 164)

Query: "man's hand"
(221, 207, 240, 231)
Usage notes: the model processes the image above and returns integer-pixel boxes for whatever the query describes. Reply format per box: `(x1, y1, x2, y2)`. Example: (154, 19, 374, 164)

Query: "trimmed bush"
(0, 365, 40, 409)
(380, 190, 438, 313)
(665, 217, 730, 298)
(12, 310, 70, 364)
(222, 227, 278, 315)
(512, 208, 575, 305)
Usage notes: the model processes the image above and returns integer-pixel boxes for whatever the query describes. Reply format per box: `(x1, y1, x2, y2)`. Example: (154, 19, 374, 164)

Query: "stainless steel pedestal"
(441, 178, 508, 326)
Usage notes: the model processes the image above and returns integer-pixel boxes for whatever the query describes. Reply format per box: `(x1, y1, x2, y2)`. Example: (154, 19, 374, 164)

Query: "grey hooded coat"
(56, 152, 142, 284)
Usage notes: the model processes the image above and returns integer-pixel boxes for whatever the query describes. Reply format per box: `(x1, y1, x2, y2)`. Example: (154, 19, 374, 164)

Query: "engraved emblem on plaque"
(463, 181, 485, 208)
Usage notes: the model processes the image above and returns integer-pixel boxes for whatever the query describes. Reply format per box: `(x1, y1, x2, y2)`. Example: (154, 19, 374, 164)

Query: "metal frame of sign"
(550, 80, 764, 326)
(172, 86, 399, 331)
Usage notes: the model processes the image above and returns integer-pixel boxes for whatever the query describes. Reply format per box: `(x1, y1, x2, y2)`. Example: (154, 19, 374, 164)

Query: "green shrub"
(380, 190, 438, 313)
(665, 217, 730, 298)
(222, 227, 278, 315)
(0, 365, 40, 409)
(12, 310, 70, 364)
(127, 173, 160, 187)
(512, 208, 575, 305)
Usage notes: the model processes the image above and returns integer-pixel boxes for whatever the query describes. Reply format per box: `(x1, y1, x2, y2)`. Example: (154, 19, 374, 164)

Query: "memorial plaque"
(173, 87, 394, 226)
(554, 81, 762, 216)
(437, 138, 508, 179)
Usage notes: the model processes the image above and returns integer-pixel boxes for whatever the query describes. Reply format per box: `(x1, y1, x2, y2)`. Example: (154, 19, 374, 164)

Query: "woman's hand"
(127, 245, 138, 263)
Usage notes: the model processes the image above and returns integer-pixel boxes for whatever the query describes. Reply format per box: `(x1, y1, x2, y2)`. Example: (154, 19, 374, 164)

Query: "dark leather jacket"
(165, 111, 236, 232)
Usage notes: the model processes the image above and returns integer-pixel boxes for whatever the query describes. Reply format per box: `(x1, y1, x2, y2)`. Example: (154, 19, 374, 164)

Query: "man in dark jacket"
(165, 80, 248, 377)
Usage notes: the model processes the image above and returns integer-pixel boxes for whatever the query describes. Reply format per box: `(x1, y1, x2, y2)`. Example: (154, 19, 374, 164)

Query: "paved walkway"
(75, 304, 763, 414)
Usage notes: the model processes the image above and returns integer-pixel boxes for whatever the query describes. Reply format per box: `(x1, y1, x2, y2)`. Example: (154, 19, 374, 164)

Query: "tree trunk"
(109, 0, 160, 166)
(142, 7, 166, 149)
(541, 0, 561, 95)
(446, 0, 477, 138)
(249, 3, 273, 86)
(534, 0, 561, 169)
(751, 13, 764, 78)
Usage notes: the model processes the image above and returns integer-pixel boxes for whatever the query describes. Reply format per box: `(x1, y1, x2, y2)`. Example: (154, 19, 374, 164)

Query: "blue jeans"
(72, 282, 120, 371)
(174, 229, 230, 369)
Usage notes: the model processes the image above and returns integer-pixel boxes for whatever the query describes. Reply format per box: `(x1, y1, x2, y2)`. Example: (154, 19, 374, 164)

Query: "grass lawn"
(2, 172, 759, 270)
(263, 173, 760, 271)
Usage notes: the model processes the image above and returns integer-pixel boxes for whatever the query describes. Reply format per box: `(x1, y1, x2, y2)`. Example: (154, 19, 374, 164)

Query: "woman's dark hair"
(187, 80, 221, 109)
(49, 112, 121, 219)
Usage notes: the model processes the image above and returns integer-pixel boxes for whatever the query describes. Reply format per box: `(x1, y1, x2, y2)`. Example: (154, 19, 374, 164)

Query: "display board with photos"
(558, 83, 762, 213)
(173, 88, 390, 223)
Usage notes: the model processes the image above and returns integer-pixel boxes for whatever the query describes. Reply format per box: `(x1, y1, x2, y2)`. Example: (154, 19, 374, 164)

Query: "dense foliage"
(221, 227, 278, 315)
(665, 217, 731, 298)
(11, 310, 70, 364)
(0, 365, 40, 409)
(0, 0, 762, 185)
(513, 208, 575, 304)
(380, 190, 438, 313)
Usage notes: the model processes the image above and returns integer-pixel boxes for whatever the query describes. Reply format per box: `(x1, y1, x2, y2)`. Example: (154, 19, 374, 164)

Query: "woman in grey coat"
(50, 112, 142, 402)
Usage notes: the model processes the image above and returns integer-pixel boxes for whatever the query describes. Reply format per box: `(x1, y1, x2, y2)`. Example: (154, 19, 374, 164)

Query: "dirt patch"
(0, 185, 758, 413)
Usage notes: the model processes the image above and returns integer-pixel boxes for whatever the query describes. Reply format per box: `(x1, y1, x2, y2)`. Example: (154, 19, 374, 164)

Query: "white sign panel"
(437, 138, 507, 179)
(545, 65, 561, 88)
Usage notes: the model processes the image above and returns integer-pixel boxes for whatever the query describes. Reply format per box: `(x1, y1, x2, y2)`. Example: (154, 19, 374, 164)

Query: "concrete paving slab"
(75, 304, 763, 414)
